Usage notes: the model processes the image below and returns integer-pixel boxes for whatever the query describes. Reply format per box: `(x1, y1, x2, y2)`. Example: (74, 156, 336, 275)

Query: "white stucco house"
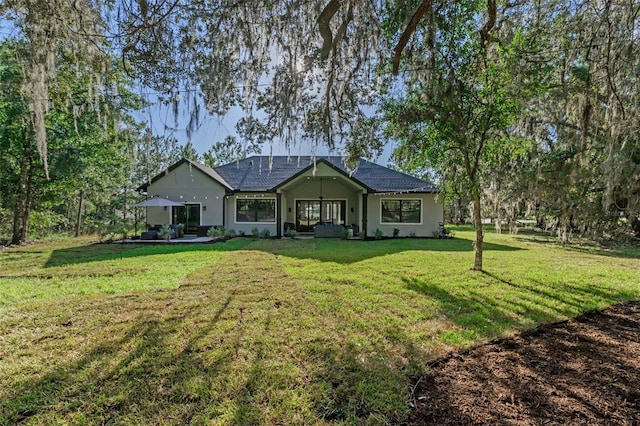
(137, 156, 443, 238)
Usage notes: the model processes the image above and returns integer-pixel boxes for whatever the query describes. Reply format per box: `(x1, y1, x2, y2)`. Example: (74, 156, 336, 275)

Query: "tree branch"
(480, 0, 497, 47)
(318, 0, 341, 60)
(393, 0, 433, 75)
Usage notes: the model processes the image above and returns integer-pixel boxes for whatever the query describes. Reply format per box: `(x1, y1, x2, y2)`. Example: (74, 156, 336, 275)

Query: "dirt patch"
(409, 301, 640, 425)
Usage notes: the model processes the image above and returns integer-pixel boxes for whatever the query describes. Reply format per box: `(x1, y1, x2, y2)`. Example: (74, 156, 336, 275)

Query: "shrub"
(284, 228, 298, 239)
(260, 228, 271, 239)
(358, 230, 365, 239)
(224, 228, 237, 238)
(158, 224, 172, 241)
(374, 228, 384, 240)
(393, 228, 400, 238)
(408, 231, 417, 238)
(207, 226, 226, 238)
(341, 228, 350, 240)
(251, 227, 260, 238)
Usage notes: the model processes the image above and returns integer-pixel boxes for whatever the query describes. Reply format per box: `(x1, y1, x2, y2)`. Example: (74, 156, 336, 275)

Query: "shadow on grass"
(403, 269, 638, 343)
(0, 285, 418, 425)
(42, 236, 523, 268)
(1, 290, 239, 424)
(43, 238, 253, 268)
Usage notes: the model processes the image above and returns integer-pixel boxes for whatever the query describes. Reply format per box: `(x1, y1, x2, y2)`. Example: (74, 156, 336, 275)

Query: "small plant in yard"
(374, 228, 384, 239)
(341, 227, 350, 240)
(251, 226, 260, 238)
(207, 226, 226, 238)
(224, 228, 236, 238)
(432, 230, 440, 238)
(260, 228, 271, 239)
(284, 228, 298, 239)
(175, 223, 185, 238)
(393, 228, 400, 238)
(158, 224, 172, 241)
(409, 231, 417, 238)
(358, 230, 365, 239)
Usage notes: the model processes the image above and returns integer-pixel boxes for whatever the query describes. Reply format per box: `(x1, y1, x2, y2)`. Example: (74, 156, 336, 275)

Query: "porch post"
(362, 193, 368, 238)
(276, 192, 282, 238)
(222, 195, 226, 227)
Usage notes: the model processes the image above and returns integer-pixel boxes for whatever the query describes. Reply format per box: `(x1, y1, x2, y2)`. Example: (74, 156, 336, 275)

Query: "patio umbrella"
(133, 197, 185, 207)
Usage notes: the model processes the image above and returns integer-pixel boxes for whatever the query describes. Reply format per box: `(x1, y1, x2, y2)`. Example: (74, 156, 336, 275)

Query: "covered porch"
(276, 162, 368, 237)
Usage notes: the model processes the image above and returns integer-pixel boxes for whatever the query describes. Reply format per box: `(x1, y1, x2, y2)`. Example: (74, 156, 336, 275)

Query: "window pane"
(255, 199, 275, 222)
(236, 199, 255, 222)
(382, 200, 401, 223)
(401, 200, 421, 223)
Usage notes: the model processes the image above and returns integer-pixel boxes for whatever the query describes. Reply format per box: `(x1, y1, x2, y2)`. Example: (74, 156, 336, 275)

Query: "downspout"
(276, 192, 282, 238)
(222, 194, 227, 227)
(362, 193, 368, 238)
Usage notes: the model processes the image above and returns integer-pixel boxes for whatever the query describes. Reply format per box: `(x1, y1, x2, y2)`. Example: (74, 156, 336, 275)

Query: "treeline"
(0, 40, 184, 244)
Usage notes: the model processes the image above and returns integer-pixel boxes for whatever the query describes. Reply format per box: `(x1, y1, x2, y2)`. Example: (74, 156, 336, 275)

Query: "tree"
(203, 135, 260, 168)
(384, 1, 535, 270)
(0, 38, 147, 243)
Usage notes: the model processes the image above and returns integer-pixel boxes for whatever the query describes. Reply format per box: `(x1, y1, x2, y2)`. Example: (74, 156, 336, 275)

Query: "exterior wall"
(225, 193, 277, 236)
(366, 193, 443, 237)
(145, 163, 227, 228)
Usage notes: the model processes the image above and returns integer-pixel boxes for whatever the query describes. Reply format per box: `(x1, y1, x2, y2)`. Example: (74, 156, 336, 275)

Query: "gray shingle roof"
(214, 156, 438, 193)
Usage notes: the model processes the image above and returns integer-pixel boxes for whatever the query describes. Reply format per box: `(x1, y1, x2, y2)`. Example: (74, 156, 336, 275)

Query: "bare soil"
(408, 301, 640, 425)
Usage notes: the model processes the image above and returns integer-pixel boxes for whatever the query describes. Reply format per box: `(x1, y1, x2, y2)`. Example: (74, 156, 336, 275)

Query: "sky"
(144, 100, 396, 165)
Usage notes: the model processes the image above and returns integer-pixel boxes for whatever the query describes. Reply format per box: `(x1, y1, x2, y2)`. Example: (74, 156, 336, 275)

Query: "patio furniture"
(314, 223, 345, 238)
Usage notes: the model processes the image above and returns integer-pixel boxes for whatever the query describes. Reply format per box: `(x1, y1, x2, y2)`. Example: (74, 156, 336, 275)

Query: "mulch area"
(408, 301, 640, 425)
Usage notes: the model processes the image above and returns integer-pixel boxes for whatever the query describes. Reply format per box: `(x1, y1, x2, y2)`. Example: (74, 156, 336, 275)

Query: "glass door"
(296, 200, 345, 231)
(296, 200, 320, 232)
(172, 204, 201, 234)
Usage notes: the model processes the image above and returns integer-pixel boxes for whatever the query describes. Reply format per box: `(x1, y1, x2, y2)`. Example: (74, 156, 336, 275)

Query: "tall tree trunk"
(22, 155, 35, 242)
(11, 137, 33, 245)
(472, 192, 484, 271)
(75, 189, 84, 237)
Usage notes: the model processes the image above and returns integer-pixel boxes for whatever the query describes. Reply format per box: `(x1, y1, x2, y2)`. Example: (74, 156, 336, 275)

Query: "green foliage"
(374, 228, 384, 239)
(393, 228, 400, 238)
(341, 227, 350, 240)
(158, 224, 172, 241)
(224, 228, 236, 238)
(207, 226, 226, 238)
(259, 228, 271, 239)
(202, 135, 259, 168)
(284, 228, 298, 239)
(251, 226, 260, 238)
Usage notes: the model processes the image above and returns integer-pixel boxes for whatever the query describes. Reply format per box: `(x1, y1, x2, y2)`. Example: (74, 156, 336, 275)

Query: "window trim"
(380, 198, 422, 225)
(234, 197, 277, 224)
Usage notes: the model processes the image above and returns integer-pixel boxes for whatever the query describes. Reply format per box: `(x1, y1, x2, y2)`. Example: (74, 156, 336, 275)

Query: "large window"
(236, 198, 276, 223)
(381, 199, 421, 224)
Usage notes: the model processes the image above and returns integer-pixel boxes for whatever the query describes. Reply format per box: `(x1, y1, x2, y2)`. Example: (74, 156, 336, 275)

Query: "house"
(137, 156, 442, 238)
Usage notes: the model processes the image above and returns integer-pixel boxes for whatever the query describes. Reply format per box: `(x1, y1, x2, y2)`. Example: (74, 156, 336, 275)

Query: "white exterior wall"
(366, 193, 443, 238)
(225, 194, 278, 236)
(145, 162, 227, 227)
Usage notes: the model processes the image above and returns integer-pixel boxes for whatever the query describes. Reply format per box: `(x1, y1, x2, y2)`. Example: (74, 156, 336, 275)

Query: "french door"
(296, 200, 345, 232)
(172, 204, 201, 233)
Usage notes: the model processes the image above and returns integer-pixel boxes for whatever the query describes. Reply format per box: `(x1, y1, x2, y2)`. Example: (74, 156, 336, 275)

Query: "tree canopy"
(1, 0, 638, 257)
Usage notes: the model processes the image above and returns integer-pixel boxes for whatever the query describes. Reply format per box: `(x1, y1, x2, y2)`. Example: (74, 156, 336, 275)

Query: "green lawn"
(1, 229, 638, 425)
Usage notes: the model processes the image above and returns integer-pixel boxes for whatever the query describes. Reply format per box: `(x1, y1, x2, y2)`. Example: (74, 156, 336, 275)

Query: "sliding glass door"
(172, 204, 201, 234)
(296, 200, 345, 232)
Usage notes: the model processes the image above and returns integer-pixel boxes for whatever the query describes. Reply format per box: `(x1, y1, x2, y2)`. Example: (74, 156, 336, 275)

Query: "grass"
(0, 228, 638, 425)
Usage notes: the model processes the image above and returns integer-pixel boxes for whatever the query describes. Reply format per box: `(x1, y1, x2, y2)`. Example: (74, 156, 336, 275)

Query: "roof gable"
(137, 158, 232, 191)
